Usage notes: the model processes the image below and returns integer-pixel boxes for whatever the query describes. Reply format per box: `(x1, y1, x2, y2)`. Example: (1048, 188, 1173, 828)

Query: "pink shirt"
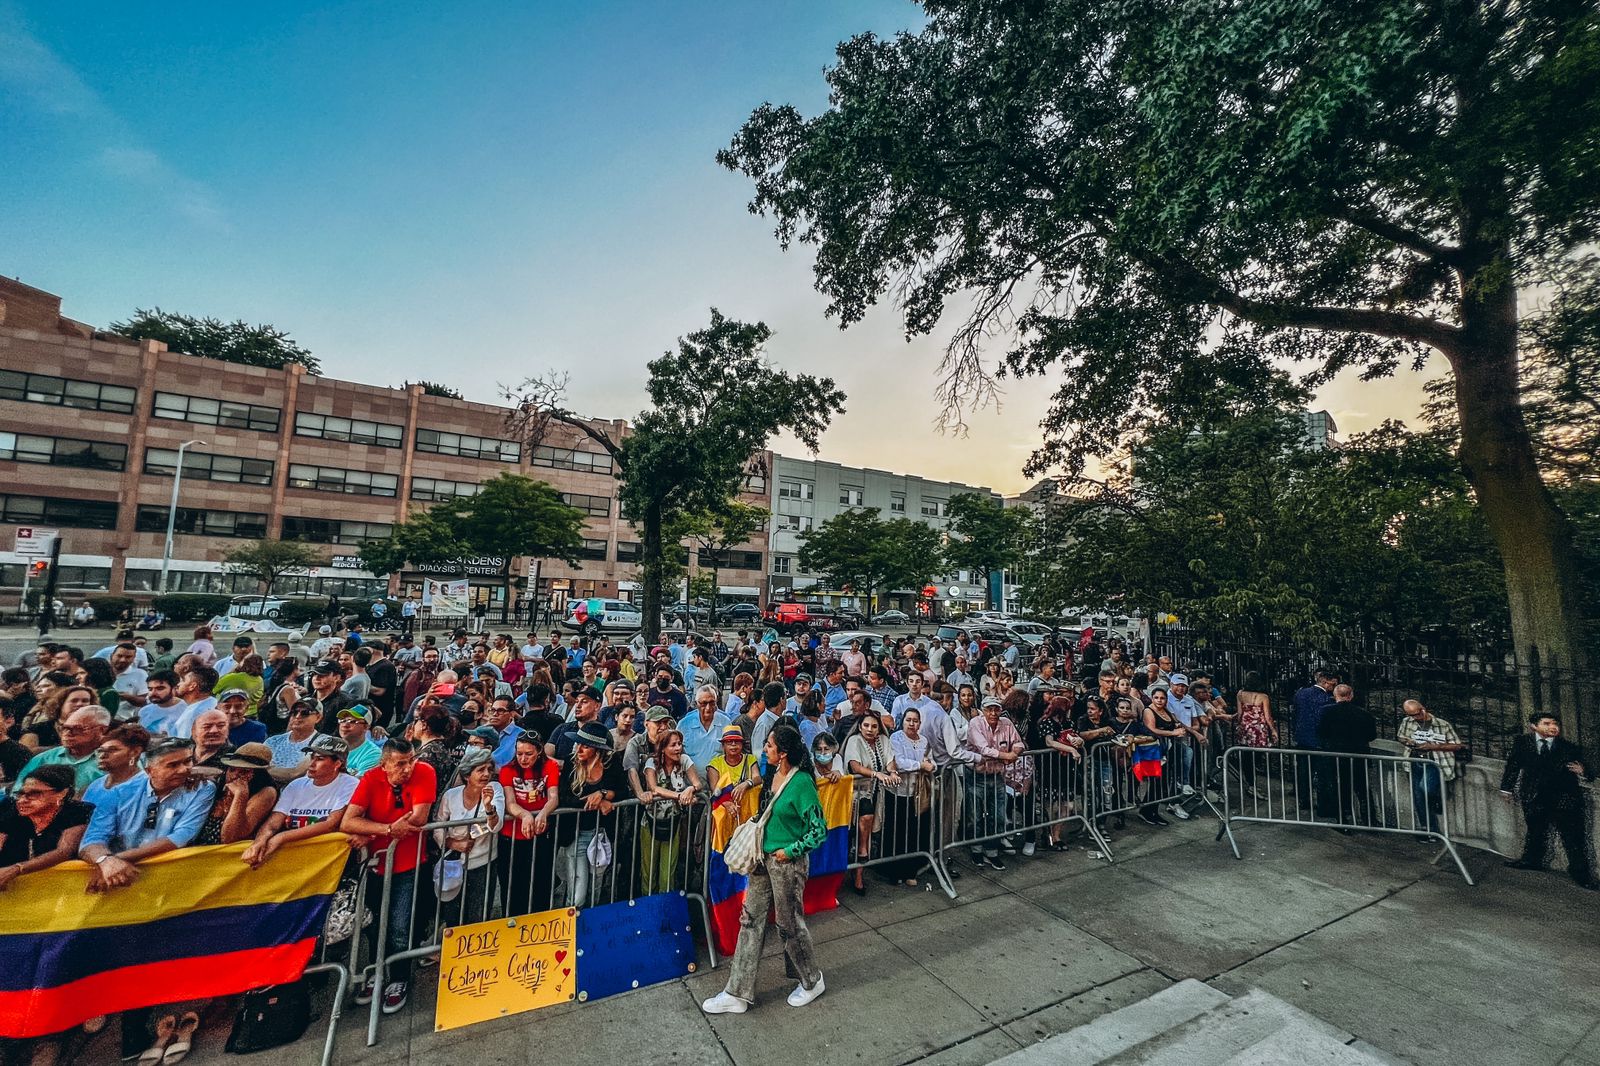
(966, 714, 1024, 774)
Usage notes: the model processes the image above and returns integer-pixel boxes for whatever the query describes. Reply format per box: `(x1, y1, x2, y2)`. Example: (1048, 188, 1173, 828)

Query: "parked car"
(664, 601, 711, 624)
(229, 595, 290, 620)
(718, 602, 761, 624)
(870, 609, 912, 627)
(566, 597, 644, 636)
(1005, 621, 1054, 647)
(830, 630, 891, 659)
(766, 602, 842, 632)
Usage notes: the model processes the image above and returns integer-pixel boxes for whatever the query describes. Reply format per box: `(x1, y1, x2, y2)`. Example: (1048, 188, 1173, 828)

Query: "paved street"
(188, 818, 1596, 1066)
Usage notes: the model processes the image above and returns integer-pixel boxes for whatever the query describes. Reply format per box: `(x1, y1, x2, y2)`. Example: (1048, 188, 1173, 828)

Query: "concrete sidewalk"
(212, 815, 1592, 1066)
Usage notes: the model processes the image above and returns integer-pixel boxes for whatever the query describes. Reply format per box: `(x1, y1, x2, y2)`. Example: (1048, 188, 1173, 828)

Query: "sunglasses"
(142, 800, 163, 831)
(14, 787, 63, 799)
(290, 708, 316, 717)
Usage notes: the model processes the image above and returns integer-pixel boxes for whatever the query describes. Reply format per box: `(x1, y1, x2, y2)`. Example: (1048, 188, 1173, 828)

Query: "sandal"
(138, 1015, 177, 1066)
(161, 1012, 200, 1065)
(902, 878, 919, 888)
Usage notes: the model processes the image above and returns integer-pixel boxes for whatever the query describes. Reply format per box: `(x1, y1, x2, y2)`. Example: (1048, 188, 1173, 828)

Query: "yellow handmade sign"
(435, 908, 578, 1032)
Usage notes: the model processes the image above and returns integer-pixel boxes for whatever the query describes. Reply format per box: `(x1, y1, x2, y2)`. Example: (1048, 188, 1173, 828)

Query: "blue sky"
(0, 1, 1435, 492)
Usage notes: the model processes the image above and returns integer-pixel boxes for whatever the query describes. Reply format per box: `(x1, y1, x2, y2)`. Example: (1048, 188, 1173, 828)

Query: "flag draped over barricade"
(0, 835, 349, 1038)
(705, 776, 853, 955)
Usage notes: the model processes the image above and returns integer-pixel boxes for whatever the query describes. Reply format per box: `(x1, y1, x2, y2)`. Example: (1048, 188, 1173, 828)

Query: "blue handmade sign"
(574, 893, 696, 1002)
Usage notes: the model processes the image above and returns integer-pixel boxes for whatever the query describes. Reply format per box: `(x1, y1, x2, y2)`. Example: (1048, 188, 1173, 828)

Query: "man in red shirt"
(342, 737, 437, 1014)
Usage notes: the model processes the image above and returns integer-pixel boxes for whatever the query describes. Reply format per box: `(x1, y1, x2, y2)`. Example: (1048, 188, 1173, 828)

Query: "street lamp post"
(158, 439, 206, 595)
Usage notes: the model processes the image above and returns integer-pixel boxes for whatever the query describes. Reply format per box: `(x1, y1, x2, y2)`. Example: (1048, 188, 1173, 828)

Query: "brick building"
(0, 277, 769, 614)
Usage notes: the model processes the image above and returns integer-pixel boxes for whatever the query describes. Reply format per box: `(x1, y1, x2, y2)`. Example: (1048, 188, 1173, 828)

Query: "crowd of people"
(1, 615, 1591, 1055)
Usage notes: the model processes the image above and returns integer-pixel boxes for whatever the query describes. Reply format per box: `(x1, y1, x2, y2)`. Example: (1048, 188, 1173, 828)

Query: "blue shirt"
(823, 683, 849, 716)
(82, 774, 217, 852)
(668, 643, 686, 673)
(84, 770, 147, 812)
(229, 720, 268, 746)
(1292, 685, 1334, 749)
(492, 723, 525, 769)
(679, 711, 731, 771)
(346, 737, 383, 775)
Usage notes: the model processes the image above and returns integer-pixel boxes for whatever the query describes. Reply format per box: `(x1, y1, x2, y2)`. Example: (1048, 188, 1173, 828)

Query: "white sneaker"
(702, 991, 750, 1015)
(1168, 804, 1192, 821)
(1179, 784, 1196, 796)
(1021, 841, 1036, 857)
(787, 973, 825, 1007)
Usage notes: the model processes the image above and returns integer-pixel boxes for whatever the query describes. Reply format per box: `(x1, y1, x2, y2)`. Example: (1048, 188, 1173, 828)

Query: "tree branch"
(1323, 202, 1465, 266)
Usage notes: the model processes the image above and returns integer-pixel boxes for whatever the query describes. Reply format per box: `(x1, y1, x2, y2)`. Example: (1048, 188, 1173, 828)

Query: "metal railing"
(937, 746, 1112, 874)
(843, 768, 956, 897)
(1080, 733, 1226, 854)
(363, 800, 718, 1046)
(1215, 745, 1475, 884)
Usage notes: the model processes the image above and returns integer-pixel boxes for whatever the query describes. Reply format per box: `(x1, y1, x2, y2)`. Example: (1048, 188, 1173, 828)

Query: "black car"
(719, 603, 761, 623)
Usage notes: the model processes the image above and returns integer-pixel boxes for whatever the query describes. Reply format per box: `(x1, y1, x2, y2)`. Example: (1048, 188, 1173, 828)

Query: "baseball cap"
(311, 658, 341, 675)
(981, 696, 1004, 709)
(794, 672, 813, 684)
(644, 707, 674, 724)
(720, 724, 745, 744)
(216, 687, 250, 703)
(302, 734, 349, 758)
(318, 625, 333, 635)
(1168, 673, 1190, 687)
(466, 725, 500, 744)
(337, 704, 372, 723)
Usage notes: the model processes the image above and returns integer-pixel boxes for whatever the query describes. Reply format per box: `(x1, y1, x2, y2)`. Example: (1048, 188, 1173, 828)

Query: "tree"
(799, 508, 944, 611)
(222, 540, 323, 616)
(720, 0, 1599, 728)
(677, 501, 771, 624)
(506, 311, 844, 642)
(412, 380, 463, 400)
(944, 493, 1032, 611)
(110, 309, 320, 373)
(358, 475, 587, 605)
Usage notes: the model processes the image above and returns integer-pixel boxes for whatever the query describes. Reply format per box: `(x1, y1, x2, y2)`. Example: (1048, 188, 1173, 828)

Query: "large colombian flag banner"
(706, 776, 854, 955)
(0, 834, 348, 1038)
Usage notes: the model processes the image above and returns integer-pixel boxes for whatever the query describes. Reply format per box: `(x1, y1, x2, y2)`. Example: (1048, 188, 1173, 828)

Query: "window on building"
(152, 392, 280, 433)
(145, 448, 274, 486)
(839, 486, 864, 506)
(293, 412, 403, 448)
(281, 516, 393, 545)
(0, 494, 118, 530)
(772, 556, 791, 575)
(560, 492, 610, 517)
(0, 563, 111, 590)
(921, 498, 948, 518)
(287, 463, 398, 497)
(777, 479, 813, 501)
(615, 541, 641, 563)
(415, 429, 520, 463)
(890, 493, 906, 513)
(0, 433, 127, 471)
(744, 473, 767, 494)
(777, 514, 813, 533)
(409, 477, 481, 503)
(530, 446, 613, 475)
(135, 504, 266, 539)
(701, 549, 763, 571)
(0, 371, 136, 415)
(577, 538, 609, 561)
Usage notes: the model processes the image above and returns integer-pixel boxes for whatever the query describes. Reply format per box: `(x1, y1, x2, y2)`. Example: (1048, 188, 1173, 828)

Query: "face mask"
(815, 752, 835, 766)
(657, 678, 671, 690)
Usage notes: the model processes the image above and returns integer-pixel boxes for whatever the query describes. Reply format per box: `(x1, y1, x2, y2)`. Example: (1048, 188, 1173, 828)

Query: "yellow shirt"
(707, 753, 757, 791)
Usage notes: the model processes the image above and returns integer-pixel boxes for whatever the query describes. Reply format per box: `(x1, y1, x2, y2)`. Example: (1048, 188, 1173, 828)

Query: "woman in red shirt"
(497, 734, 560, 914)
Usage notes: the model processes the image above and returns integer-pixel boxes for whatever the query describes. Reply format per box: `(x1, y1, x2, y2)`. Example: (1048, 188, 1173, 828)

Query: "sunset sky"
(0, 0, 1441, 494)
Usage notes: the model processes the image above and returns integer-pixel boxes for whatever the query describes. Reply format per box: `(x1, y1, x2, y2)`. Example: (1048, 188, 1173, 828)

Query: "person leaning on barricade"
(242, 734, 357, 868)
(965, 696, 1025, 871)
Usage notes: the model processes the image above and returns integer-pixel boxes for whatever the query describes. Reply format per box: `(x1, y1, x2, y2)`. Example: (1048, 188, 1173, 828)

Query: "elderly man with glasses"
(13, 704, 110, 796)
(78, 736, 216, 891)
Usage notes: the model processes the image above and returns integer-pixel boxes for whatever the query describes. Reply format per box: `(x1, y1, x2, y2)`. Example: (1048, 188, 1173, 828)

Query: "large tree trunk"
(641, 502, 664, 645)
(1451, 265, 1594, 750)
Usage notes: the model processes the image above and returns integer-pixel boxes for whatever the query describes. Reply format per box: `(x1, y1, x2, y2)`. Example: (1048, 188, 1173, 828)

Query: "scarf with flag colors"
(1131, 741, 1165, 780)
(706, 775, 853, 955)
(0, 834, 349, 1037)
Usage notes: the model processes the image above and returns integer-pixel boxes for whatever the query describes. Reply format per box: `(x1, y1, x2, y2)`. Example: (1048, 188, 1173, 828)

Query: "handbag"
(723, 769, 795, 876)
(225, 982, 313, 1054)
(586, 828, 613, 871)
(434, 852, 466, 902)
(321, 877, 360, 945)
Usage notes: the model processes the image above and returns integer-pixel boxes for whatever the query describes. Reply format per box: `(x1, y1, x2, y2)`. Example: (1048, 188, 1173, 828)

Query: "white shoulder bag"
(723, 770, 795, 876)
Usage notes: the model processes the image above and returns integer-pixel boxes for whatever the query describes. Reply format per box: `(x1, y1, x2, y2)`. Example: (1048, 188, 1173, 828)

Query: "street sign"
(15, 528, 60, 558)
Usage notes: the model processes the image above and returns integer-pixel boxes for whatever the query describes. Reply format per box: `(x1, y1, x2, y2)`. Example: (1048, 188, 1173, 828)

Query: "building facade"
(765, 454, 998, 614)
(0, 278, 769, 612)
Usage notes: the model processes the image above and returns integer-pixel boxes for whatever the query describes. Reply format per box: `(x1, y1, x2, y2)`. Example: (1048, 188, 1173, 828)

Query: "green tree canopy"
(676, 501, 771, 623)
(721, 0, 1599, 715)
(412, 380, 463, 400)
(507, 310, 844, 641)
(944, 492, 1032, 609)
(357, 474, 586, 576)
(799, 508, 944, 610)
(221, 540, 323, 609)
(111, 308, 320, 373)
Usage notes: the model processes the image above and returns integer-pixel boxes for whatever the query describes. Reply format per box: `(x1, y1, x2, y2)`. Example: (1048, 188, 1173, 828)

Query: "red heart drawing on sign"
(562, 968, 572, 978)
(555, 950, 568, 963)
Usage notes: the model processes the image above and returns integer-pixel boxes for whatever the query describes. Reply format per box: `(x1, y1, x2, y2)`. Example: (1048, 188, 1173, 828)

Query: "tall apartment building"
(766, 454, 999, 612)
(0, 277, 769, 610)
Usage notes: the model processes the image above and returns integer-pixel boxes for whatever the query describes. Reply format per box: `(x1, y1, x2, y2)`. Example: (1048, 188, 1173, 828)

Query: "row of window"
(0, 433, 127, 471)
(0, 493, 119, 530)
(287, 464, 398, 497)
(146, 448, 274, 486)
(0, 371, 136, 414)
(562, 492, 611, 517)
(775, 478, 939, 516)
(531, 445, 614, 476)
(153, 392, 280, 433)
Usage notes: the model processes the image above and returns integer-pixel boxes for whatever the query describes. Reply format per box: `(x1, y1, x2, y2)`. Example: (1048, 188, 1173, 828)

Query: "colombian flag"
(0, 835, 348, 1037)
(706, 777, 853, 956)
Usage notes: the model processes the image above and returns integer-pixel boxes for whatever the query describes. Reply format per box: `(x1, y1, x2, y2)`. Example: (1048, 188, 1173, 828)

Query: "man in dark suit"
(1500, 712, 1594, 889)
(1319, 684, 1379, 829)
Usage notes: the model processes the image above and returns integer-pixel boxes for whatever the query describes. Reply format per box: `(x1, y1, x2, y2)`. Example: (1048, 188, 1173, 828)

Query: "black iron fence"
(1150, 630, 1597, 765)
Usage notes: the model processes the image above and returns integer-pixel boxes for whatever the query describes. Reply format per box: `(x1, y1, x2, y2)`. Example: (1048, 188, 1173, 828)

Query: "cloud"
(0, 11, 228, 231)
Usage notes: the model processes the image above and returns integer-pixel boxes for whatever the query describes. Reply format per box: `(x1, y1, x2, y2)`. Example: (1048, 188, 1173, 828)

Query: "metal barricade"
(843, 768, 957, 897)
(1216, 746, 1475, 884)
(1081, 733, 1225, 857)
(364, 801, 719, 1045)
(935, 747, 1109, 875)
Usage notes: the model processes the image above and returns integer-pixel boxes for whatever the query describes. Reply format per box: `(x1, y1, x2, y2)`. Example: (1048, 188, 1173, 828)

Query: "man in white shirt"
(521, 631, 545, 662)
(242, 735, 358, 867)
(171, 665, 220, 739)
(107, 643, 149, 722)
(308, 625, 342, 660)
(945, 655, 975, 691)
(212, 636, 255, 677)
(139, 670, 187, 735)
(784, 674, 814, 717)
(891, 673, 939, 728)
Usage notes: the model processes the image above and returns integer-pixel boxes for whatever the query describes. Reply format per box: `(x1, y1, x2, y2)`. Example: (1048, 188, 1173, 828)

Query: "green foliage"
(944, 493, 1032, 607)
(799, 508, 944, 609)
(413, 381, 463, 400)
(150, 594, 234, 623)
(86, 595, 137, 620)
(275, 599, 331, 626)
(360, 474, 587, 575)
(678, 501, 771, 623)
(222, 540, 324, 596)
(110, 308, 320, 374)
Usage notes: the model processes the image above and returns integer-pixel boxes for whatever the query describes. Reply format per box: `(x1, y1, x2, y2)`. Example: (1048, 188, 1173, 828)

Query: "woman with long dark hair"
(702, 724, 827, 1014)
(197, 744, 279, 845)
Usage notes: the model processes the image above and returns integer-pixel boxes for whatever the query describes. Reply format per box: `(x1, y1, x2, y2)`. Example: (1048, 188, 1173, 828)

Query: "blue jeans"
(1410, 760, 1444, 834)
(971, 773, 1007, 856)
(365, 865, 420, 982)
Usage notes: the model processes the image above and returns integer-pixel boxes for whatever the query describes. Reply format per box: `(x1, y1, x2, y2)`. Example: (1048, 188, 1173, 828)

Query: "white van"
(565, 597, 643, 636)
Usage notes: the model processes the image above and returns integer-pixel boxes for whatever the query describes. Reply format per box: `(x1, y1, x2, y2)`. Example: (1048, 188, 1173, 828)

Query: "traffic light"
(29, 560, 48, 578)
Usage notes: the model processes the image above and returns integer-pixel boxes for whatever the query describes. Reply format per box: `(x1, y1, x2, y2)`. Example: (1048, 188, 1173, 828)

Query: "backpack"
(225, 982, 313, 1054)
